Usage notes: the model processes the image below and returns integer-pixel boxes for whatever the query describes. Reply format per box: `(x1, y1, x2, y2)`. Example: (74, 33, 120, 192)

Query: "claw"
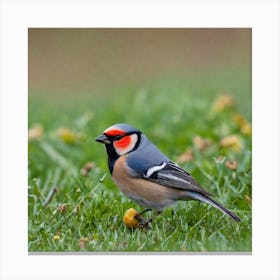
(134, 209, 162, 230)
(137, 219, 151, 230)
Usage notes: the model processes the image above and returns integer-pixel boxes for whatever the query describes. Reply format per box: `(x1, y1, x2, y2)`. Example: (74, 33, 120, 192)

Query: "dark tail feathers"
(186, 191, 241, 222)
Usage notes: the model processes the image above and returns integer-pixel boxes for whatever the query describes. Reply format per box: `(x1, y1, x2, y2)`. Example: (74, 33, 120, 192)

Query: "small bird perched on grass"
(95, 123, 241, 227)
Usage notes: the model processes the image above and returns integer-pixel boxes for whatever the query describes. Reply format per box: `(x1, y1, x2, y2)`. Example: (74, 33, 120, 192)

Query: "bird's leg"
(134, 208, 152, 221)
(137, 210, 162, 229)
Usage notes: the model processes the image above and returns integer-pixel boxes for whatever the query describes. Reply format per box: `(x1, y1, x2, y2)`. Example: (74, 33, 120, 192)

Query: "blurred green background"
(28, 28, 251, 252)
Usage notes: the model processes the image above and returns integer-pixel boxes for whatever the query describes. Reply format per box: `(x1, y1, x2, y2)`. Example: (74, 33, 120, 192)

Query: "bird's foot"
(135, 210, 162, 230)
(133, 209, 153, 230)
(137, 218, 152, 230)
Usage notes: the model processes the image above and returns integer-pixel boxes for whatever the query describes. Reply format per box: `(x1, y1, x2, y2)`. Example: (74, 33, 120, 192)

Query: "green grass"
(28, 80, 252, 252)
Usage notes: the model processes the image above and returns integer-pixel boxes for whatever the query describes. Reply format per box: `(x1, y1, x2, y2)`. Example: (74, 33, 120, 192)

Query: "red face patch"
(105, 129, 126, 137)
(114, 135, 131, 149)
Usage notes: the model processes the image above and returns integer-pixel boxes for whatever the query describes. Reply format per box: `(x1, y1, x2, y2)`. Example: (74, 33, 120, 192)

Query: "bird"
(95, 123, 241, 227)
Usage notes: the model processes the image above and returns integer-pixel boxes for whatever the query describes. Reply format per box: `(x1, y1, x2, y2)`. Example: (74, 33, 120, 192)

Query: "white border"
(1, 1, 279, 280)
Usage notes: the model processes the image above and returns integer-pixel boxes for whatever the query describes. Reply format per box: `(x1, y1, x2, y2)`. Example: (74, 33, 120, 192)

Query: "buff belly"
(112, 157, 185, 211)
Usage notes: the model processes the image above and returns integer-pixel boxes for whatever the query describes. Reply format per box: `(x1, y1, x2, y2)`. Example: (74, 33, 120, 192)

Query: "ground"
(28, 79, 252, 252)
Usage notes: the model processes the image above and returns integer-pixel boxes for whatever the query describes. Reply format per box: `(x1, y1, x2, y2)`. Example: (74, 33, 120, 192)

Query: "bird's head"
(95, 123, 142, 156)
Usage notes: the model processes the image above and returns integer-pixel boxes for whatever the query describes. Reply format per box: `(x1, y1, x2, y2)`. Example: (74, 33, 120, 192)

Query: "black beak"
(95, 133, 111, 144)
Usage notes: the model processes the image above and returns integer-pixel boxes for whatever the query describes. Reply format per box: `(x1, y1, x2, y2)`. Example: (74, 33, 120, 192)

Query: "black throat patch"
(105, 144, 119, 174)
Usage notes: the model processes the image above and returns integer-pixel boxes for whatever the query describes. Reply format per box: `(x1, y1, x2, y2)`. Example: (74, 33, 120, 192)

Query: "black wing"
(145, 161, 212, 196)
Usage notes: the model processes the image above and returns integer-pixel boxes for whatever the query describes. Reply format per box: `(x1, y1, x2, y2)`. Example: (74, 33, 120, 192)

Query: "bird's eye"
(114, 135, 123, 141)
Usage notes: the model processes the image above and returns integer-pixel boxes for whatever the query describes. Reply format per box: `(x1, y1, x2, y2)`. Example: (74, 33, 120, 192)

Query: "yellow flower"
(193, 136, 212, 152)
(123, 208, 140, 228)
(28, 124, 43, 140)
(53, 235, 60, 241)
(57, 127, 84, 144)
(220, 135, 242, 151)
(212, 94, 235, 112)
(241, 123, 252, 135)
(233, 114, 252, 135)
(225, 160, 238, 170)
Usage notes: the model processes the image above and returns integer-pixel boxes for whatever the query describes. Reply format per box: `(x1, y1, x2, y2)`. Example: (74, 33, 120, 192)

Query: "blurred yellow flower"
(212, 94, 235, 112)
(225, 160, 238, 170)
(241, 123, 252, 135)
(123, 208, 140, 228)
(193, 136, 212, 152)
(28, 124, 43, 140)
(53, 235, 60, 241)
(233, 114, 252, 135)
(220, 135, 242, 151)
(57, 127, 84, 144)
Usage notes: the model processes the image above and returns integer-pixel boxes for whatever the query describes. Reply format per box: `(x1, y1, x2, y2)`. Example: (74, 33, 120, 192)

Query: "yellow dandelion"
(241, 123, 252, 135)
(220, 135, 243, 151)
(53, 235, 60, 241)
(233, 114, 245, 126)
(57, 127, 77, 144)
(233, 114, 252, 135)
(212, 94, 235, 112)
(28, 124, 43, 140)
(225, 160, 238, 170)
(193, 136, 212, 152)
(57, 127, 84, 144)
